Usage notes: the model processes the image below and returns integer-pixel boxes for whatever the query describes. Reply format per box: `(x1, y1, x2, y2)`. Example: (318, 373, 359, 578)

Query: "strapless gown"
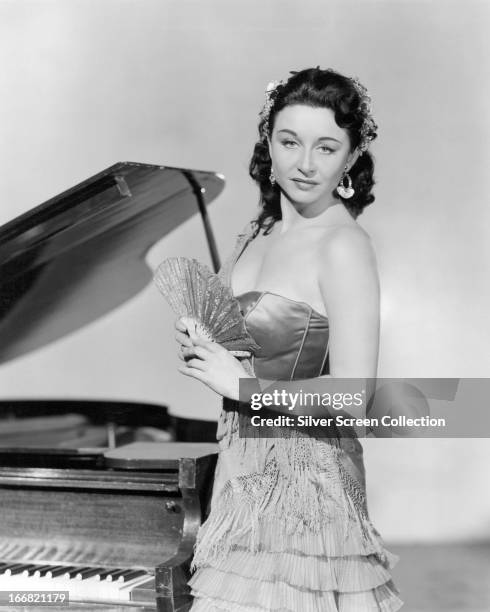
(188, 222, 403, 611)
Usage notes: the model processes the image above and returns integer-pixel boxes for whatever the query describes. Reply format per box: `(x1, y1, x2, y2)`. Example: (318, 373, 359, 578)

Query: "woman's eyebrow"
(277, 129, 341, 144)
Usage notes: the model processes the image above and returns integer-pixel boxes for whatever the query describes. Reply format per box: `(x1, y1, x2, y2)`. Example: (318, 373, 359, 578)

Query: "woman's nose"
(298, 151, 316, 176)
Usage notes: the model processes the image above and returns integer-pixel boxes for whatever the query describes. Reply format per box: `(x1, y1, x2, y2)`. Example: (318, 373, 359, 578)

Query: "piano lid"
(0, 162, 224, 364)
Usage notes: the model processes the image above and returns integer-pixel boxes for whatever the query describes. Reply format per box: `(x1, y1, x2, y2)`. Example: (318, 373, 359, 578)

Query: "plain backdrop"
(0, 0, 489, 543)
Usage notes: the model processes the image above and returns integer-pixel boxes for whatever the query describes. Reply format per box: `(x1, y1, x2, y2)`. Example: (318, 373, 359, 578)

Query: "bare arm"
(319, 225, 380, 380)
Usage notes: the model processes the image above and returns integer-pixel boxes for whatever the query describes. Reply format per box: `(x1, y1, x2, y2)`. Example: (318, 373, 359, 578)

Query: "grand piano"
(0, 162, 225, 611)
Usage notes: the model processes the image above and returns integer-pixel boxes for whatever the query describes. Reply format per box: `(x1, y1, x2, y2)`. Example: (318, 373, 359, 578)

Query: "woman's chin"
(281, 185, 322, 205)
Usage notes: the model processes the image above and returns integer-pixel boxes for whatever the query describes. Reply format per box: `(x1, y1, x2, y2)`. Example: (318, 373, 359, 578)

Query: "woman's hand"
(176, 334, 253, 400)
(174, 316, 196, 350)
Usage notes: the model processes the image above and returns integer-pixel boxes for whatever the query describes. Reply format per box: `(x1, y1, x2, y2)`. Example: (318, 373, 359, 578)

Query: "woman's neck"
(279, 197, 349, 233)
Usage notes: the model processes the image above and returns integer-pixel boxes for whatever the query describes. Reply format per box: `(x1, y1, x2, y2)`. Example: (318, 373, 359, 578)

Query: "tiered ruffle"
(189, 462, 403, 611)
(189, 545, 402, 611)
(190, 572, 402, 612)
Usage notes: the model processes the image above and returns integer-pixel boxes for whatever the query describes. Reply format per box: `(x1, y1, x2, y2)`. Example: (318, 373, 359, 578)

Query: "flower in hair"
(259, 80, 284, 138)
(350, 76, 378, 153)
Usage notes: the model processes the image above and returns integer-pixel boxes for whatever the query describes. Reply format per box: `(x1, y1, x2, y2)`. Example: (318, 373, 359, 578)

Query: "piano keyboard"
(0, 561, 152, 605)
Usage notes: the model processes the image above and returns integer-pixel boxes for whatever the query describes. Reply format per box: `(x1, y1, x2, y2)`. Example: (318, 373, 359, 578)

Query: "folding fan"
(153, 257, 260, 357)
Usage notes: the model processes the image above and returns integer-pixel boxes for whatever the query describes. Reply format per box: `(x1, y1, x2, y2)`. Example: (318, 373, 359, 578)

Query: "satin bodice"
(222, 222, 331, 381)
(236, 290, 330, 380)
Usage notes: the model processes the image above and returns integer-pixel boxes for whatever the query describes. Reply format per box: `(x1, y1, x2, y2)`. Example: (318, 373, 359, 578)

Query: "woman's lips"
(291, 178, 318, 189)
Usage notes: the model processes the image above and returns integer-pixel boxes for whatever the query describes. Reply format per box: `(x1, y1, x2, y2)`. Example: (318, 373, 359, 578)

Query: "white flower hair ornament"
(350, 75, 378, 153)
(259, 80, 285, 138)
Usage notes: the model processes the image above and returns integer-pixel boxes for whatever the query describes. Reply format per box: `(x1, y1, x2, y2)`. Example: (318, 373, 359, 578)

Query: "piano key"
(5, 563, 33, 575)
(46, 565, 71, 578)
(63, 566, 92, 579)
(0, 565, 153, 604)
(75, 567, 105, 580)
(55, 567, 147, 599)
(95, 568, 117, 581)
(32, 565, 55, 577)
(105, 569, 128, 582)
(114, 569, 147, 583)
(114, 571, 155, 597)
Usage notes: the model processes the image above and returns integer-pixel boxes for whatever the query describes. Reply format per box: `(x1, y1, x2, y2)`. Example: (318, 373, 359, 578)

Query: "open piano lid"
(0, 162, 224, 364)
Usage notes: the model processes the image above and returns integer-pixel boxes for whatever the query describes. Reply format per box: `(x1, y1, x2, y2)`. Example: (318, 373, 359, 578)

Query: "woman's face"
(268, 104, 357, 213)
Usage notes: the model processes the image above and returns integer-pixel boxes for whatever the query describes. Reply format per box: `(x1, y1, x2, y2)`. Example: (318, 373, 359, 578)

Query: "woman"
(176, 67, 403, 611)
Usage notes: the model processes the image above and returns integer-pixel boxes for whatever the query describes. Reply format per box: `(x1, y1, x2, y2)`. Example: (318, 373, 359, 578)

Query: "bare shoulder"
(320, 223, 377, 269)
(317, 223, 379, 309)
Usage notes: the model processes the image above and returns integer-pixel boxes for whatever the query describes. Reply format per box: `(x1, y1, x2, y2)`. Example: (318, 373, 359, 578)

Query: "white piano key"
(0, 563, 153, 604)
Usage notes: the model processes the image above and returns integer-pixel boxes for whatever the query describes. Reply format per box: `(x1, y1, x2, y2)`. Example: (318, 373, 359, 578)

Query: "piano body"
(0, 442, 218, 611)
(0, 163, 225, 610)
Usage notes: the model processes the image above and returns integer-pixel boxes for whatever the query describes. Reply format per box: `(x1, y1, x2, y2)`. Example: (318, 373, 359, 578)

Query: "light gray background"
(0, 0, 489, 544)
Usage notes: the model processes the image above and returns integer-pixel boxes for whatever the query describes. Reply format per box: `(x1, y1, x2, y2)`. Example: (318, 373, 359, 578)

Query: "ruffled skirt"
(188, 418, 403, 612)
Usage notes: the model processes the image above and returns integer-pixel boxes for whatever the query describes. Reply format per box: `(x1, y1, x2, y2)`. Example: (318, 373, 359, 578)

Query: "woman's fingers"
(175, 316, 197, 334)
(178, 365, 207, 383)
(181, 345, 209, 361)
(180, 346, 194, 360)
(175, 330, 193, 348)
(175, 317, 197, 348)
(192, 336, 219, 351)
(175, 317, 188, 332)
(174, 319, 220, 356)
(182, 356, 208, 371)
(192, 345, 211, 358)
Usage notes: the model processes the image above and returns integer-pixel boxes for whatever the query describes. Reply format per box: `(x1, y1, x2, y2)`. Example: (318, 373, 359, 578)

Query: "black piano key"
(3, 563, 22, 572)
(37, 565, 60, 578)
(25, 565, 43, 576)
(95, 569, 117, 581)
(75, 567, 105, 580)
(58, 565, 80, 578)
(5, 564, 33, 575)
(20, 564, 39, 576)
(32, 565, 54, 577)
(49, 565, 75, 578)
(63, 566, 92, 579)
(46, 566, 71, 578)
(116, 570, 148, 583)
(105, 569, 129, 582)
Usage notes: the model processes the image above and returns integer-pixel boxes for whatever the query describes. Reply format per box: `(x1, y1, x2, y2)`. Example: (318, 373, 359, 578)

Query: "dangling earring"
(269, 168, 276, 185)
(336, 167, 355, 199)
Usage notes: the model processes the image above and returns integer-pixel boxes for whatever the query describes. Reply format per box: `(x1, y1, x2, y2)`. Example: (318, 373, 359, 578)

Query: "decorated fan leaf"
(153, 257, 260, 355)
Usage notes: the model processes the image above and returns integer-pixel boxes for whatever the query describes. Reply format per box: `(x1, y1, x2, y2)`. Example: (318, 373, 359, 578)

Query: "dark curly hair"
(248, 67, 378, 235)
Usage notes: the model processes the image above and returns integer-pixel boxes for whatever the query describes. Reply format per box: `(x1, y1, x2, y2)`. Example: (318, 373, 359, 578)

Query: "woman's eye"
(281, 139, 297, 148)
(319, 145, 334, 154)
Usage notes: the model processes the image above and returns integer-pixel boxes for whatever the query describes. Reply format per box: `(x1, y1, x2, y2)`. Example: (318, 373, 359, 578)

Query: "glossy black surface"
(0, 162, 224, 364)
